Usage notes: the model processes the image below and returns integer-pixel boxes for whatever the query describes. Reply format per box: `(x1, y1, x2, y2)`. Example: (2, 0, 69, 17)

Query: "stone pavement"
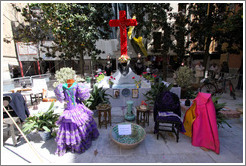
(1, 82, 244, 164)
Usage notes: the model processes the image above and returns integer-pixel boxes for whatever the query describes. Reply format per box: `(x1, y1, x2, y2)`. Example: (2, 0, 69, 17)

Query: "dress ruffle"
(55, 104, 99, 156)
(55, 116, 99, 156)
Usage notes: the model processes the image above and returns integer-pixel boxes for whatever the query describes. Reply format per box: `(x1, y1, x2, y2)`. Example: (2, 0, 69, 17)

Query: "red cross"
(109, 10, 137, 56)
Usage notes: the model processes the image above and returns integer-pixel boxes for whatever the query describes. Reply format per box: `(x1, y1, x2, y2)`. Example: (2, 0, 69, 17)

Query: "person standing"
(134, 53, 145, 75)
(105, 56, 113, 76)
(236, 58, 243, 90)
(195, 61, 205, 84)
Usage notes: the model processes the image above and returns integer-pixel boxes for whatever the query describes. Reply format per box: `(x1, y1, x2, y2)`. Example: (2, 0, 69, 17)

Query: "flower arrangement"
(108, 76, 116, 86)
(142, 72, 157, 83)
(95, 72, 105, 83)
(132, 76, 142, 88)
(118, 54, 131, 63)
(53, 67, 85, 87)
(140, 100, 148, 110)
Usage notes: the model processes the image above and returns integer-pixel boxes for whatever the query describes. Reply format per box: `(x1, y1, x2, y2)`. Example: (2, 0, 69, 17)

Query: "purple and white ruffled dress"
(54, 82, 99, 156)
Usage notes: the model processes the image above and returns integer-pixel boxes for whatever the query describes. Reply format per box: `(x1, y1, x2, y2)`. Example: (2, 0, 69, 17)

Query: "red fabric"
(192, 92, 220, 154)
(109, 10, 137, 55)
(37, 61, 41, 75)
(19, 61, 24, 77)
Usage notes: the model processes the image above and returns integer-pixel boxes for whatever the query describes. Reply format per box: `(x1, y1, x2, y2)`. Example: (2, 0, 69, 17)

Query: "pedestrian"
(209, 63, 219, 79)
(134, 53, 145, 75)
(195, 61, 205, 84)
(236, 59, 243, 90)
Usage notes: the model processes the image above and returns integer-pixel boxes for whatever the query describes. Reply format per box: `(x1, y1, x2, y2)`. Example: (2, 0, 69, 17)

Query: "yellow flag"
(128, 16, 136, 39)
(133, 36, 148, 56)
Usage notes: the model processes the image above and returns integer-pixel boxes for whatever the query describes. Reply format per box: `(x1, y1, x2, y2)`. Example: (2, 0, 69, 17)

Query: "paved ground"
(1, 81, 244, 164)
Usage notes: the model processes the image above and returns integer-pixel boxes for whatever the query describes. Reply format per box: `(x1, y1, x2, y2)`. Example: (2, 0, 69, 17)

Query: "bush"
(174, 66, 194, 88)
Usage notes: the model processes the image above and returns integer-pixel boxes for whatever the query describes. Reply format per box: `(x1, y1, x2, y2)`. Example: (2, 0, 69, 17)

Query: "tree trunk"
(162, 51, 168, 81)
(79, 51, 85, 77)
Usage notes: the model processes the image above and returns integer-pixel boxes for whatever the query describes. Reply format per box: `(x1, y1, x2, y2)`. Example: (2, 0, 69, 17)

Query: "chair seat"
(156, 112, 186, 133)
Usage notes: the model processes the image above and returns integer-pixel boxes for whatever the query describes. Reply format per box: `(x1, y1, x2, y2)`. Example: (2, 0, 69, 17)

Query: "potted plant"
(174, 66, 194, 99)
(144, 79, 173, 106)
(108, 76, 116, 88)
(83, 85, 111, 116)
(142, 72, 156, 83)
(212, 97, 231, 128)
(22, 101, 60, 141)
(132, 76, 142, 88)
(95, 72, 105, 83)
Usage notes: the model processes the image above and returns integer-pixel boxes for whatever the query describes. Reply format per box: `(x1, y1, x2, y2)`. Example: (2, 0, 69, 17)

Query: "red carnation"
(114, 78, 116, 80)
(143, 72, 147, 74)
(110, 76, 113, 79)
(109, 79, 111, 81)
(132, 77, 135, 79)
(140, 75, 142, 77)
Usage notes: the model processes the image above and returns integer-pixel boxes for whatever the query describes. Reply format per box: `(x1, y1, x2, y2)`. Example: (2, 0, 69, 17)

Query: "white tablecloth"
(105, 87, 181, 107)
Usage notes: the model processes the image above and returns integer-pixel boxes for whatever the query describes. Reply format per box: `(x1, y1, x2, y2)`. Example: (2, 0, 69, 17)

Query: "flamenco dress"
(54, 82, 99, 156)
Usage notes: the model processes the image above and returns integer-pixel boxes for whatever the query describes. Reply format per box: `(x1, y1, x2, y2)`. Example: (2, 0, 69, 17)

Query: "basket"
(110, 122, 146, 149)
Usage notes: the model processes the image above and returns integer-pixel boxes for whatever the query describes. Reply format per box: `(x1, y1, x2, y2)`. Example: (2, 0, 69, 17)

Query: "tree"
(130, 3, 174, 80)
(186, 3, 243, 71)
(172, 5, 188, 67)
(11, 3, 113, 76)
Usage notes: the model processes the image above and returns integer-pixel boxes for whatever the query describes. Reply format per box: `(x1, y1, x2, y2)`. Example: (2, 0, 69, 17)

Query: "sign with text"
(118, 124, 132, 135)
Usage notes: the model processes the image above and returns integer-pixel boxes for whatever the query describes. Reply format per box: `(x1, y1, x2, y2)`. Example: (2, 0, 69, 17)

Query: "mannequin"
(67, 79, 75, 88)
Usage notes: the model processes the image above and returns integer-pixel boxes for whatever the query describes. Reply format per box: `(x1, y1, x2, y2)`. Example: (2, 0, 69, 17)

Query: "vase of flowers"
(142, 72, 156, 83)
(95, 72, 105, 83)
(132, 76, 142, 88)
(108, 76, 115, 88)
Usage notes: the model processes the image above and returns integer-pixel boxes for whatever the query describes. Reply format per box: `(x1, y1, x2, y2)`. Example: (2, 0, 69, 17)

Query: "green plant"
(174, 66, 194, 88)
(212, 97, 231, 128)
(83, 85, 111, 110)
(132, 76, 142, 87)
(108, 76, 115, 85)
(142, 72, 156, 83)
(95, 72, 105, 83)
(144, 79, 173, 105)
(22, 102, 60, 134)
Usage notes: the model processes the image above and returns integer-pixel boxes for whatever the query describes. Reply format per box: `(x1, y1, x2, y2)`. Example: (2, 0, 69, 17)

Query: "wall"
(2, 3, 27, 80)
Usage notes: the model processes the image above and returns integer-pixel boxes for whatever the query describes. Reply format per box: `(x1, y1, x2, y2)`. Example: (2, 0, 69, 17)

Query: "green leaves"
(83, 85, 110, 110)
(144, 80, 173, 105)
(212, 96, 231, 128)
(22, 102, 60, 135)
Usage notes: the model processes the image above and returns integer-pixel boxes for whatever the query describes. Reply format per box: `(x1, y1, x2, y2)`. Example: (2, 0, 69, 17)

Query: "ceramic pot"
(185, 98, 191, 106)
(39, 130, 52, 141)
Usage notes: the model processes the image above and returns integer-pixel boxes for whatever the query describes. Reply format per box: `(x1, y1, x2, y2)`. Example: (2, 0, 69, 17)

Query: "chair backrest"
(3, 95, 17, 118)
(154, 91, 181, 119)
(32, 78, 48, 94)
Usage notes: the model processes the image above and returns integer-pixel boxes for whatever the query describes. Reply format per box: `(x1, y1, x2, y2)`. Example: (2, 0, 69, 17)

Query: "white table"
(105, 86, 181, 107)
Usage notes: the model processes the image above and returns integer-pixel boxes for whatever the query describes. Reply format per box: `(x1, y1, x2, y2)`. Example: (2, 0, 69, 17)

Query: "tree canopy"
(12, 3, 113, 75)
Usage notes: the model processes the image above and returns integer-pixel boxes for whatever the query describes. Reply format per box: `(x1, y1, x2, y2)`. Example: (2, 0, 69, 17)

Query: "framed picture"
(132, 89, 139, 98)
(113, 89, 120, 99)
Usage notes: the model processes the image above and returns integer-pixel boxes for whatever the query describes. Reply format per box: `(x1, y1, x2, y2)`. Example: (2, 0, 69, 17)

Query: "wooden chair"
(153, 91, 185, 142)
(30, 79, 47, 105)
(3, 96, 22, 146)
